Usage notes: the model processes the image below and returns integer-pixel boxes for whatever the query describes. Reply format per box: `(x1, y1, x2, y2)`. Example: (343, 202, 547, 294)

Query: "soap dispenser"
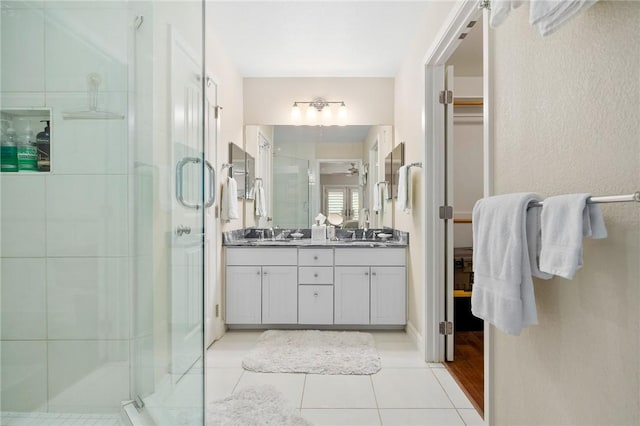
(36, 120, 50, 171)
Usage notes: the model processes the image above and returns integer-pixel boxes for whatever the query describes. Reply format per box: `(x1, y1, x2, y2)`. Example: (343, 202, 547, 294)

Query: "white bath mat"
(242, 330, 381, 375)
(207, 385, 311, 426)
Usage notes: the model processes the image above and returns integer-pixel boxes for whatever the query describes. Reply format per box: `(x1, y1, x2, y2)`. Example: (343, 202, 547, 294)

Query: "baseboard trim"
(405, 320, 425, 358)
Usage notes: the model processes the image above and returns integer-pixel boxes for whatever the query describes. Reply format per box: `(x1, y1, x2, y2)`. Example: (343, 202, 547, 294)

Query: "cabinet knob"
(313, 256, 318, 260)
(365, 272, 369, 276)
(263, 271, 268, 275)
(314, 273, 318, 278)
(256, 271, 260, 275)
(313, 292, 319, 297)
(372, 272, 377, 276)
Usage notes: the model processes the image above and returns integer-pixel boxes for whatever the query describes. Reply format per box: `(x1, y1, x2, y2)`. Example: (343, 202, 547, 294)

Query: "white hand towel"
(471, 193, 542, 336)
(373, 182, 382, 212)
(490, 0, 525, 28)
(526, 206, 553, 280)
(539, 194, 607, 279)
(530, 0, 598, 36)
(221, 177, 239, 221)
(254, 180, 267, 218)
(396, 165, 411, 213)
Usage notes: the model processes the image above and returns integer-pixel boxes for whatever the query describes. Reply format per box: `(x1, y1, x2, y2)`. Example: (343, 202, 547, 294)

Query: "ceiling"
(207, 1, 433, 77)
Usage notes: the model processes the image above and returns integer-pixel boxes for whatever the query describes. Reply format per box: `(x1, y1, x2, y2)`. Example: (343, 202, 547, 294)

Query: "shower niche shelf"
(1, 108, 52, 173)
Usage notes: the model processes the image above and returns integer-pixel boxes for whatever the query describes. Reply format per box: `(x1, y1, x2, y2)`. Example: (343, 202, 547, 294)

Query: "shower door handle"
(205, 160, 215, 208)
(176, 156, 202, 210)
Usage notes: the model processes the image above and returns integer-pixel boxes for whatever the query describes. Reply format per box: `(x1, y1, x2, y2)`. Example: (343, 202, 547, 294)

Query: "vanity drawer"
(334, 248, 406, 266)
(225, 248, 298, 265)
(298, 285, 334, 324)
(298, 248, 333, 266)
(299, 267, 334, 284)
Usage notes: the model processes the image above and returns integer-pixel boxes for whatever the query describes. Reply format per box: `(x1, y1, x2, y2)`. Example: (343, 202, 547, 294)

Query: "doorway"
(423, 1, 491, 421)
(443, 15, 485, 414)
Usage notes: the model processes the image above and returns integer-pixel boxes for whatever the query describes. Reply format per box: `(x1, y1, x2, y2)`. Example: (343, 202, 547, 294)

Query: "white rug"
(242, 330, 381, 375)
(206, 385, 311, 426)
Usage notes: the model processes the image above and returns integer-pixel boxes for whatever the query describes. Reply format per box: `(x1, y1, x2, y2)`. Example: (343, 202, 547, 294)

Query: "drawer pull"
(314, 273, 318, 278)
(372, 272, 377, 276)
(365, 272, 369, 276)
(256, 271, 260, 275)
(263, 271, 268, 275)
(313, 256, 318, 260)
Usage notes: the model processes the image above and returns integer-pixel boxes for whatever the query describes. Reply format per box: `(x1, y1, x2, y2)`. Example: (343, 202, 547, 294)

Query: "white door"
(170, 29, 205, 378)
(334, 266, 370, 324)
(204, 75, 221, 347)
(444, 65, 456, 361)
(370, 266, 406, 325)
(262, 266, 298, 324)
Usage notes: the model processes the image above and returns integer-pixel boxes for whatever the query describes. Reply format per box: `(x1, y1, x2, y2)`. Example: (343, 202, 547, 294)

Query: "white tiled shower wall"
(1, 1, 130, 413)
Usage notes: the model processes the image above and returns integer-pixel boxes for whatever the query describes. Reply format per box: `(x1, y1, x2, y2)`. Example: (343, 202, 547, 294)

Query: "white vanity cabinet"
(335, 248, 407, 325)
(225, 245, 406, 327)
(225, 248, 298, 325)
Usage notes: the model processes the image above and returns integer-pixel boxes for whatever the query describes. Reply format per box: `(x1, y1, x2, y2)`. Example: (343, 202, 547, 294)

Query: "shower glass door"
(0, 1, 206, 425)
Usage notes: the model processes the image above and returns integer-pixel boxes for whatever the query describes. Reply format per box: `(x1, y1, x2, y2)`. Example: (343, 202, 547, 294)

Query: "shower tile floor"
(206, 330, 485, 426)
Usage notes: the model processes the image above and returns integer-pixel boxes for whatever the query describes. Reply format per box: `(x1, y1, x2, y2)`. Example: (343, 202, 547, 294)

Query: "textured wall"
(491, 2, 640, 424)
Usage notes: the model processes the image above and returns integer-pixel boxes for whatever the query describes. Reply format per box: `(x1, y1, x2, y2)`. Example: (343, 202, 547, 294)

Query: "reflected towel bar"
(528, 191, 640, 209)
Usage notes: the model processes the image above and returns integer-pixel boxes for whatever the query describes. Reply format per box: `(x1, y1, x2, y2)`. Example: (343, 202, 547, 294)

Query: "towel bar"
(528, 191, 640, 208)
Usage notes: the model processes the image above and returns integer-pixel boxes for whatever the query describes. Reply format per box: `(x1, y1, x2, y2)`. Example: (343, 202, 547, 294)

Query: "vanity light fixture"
(291, 97, 347, 124)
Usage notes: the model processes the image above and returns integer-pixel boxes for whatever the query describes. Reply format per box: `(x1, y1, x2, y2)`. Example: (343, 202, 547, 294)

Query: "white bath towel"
(526, 206, 553, 280)
(471, 193, 542, 336)
(221, 177, 239, 221)
(490, 0, 525, 28)
(254, 179, 267, 218)
(539, 194, 607, 279)
(396, 165, 411, 213)
(530, 0, 598, 36)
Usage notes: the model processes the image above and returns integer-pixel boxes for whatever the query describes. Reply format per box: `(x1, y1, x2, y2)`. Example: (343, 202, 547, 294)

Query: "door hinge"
(439, 321, 453, 335)
(439, 205, 453, 220)
(439, 90, 453, 105)
(215, 304, 220, 318)
(214, 105, 223, 119)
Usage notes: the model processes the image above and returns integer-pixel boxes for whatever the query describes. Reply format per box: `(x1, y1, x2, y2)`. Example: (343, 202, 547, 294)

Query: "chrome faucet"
(362, 228, 368, 240)
(256, 229, 265, 241)
(268, 227, 275, 241)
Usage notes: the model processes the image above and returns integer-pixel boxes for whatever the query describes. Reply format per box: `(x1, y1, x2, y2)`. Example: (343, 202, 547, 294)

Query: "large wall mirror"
(245, 124, 393, 230)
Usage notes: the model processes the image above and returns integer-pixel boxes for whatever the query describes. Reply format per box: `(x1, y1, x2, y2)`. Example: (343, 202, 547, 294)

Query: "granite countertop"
(223, 228, 409, 248)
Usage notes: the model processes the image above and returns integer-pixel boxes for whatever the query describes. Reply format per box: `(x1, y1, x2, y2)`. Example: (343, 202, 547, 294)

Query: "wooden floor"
(444, 331, 484, 417)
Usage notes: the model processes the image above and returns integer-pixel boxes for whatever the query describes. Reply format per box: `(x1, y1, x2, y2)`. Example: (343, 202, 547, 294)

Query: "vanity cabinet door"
(299, 285, 333, 324)
(334, 266, 370, 324)
(370, 266, 406, 325)
(262, 266, 298, 324)
(226, 266, 261, 324)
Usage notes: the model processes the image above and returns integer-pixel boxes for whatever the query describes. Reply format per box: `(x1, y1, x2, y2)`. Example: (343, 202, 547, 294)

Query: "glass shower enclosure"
(1, 1, 207, 424)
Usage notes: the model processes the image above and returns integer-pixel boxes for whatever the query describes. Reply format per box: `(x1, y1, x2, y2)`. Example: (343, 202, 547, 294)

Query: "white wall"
(204, 12, 245, 340)
(491, 2, 639, 424)
(244, 77, 394, 125)
(393, 1, 458, 341)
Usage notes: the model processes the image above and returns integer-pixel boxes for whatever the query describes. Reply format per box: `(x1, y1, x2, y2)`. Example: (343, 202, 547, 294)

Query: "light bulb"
(306, 105, 317, 121)
(291, 103, 301, 121)
(322, 105, 332, 121)
(338, 102, 347, 123)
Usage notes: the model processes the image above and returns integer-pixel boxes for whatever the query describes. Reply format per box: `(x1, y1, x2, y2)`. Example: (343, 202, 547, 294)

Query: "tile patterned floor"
(206, 330, 485, 426)
(0, 412, 121, 426)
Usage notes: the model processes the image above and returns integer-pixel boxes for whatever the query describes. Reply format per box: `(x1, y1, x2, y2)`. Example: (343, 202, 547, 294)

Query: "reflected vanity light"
(291, 97, 347, 124)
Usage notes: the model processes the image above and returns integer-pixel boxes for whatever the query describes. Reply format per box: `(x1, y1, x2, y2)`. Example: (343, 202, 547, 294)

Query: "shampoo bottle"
(1, 121, 18, 172)
(16, 122, 37, 171)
